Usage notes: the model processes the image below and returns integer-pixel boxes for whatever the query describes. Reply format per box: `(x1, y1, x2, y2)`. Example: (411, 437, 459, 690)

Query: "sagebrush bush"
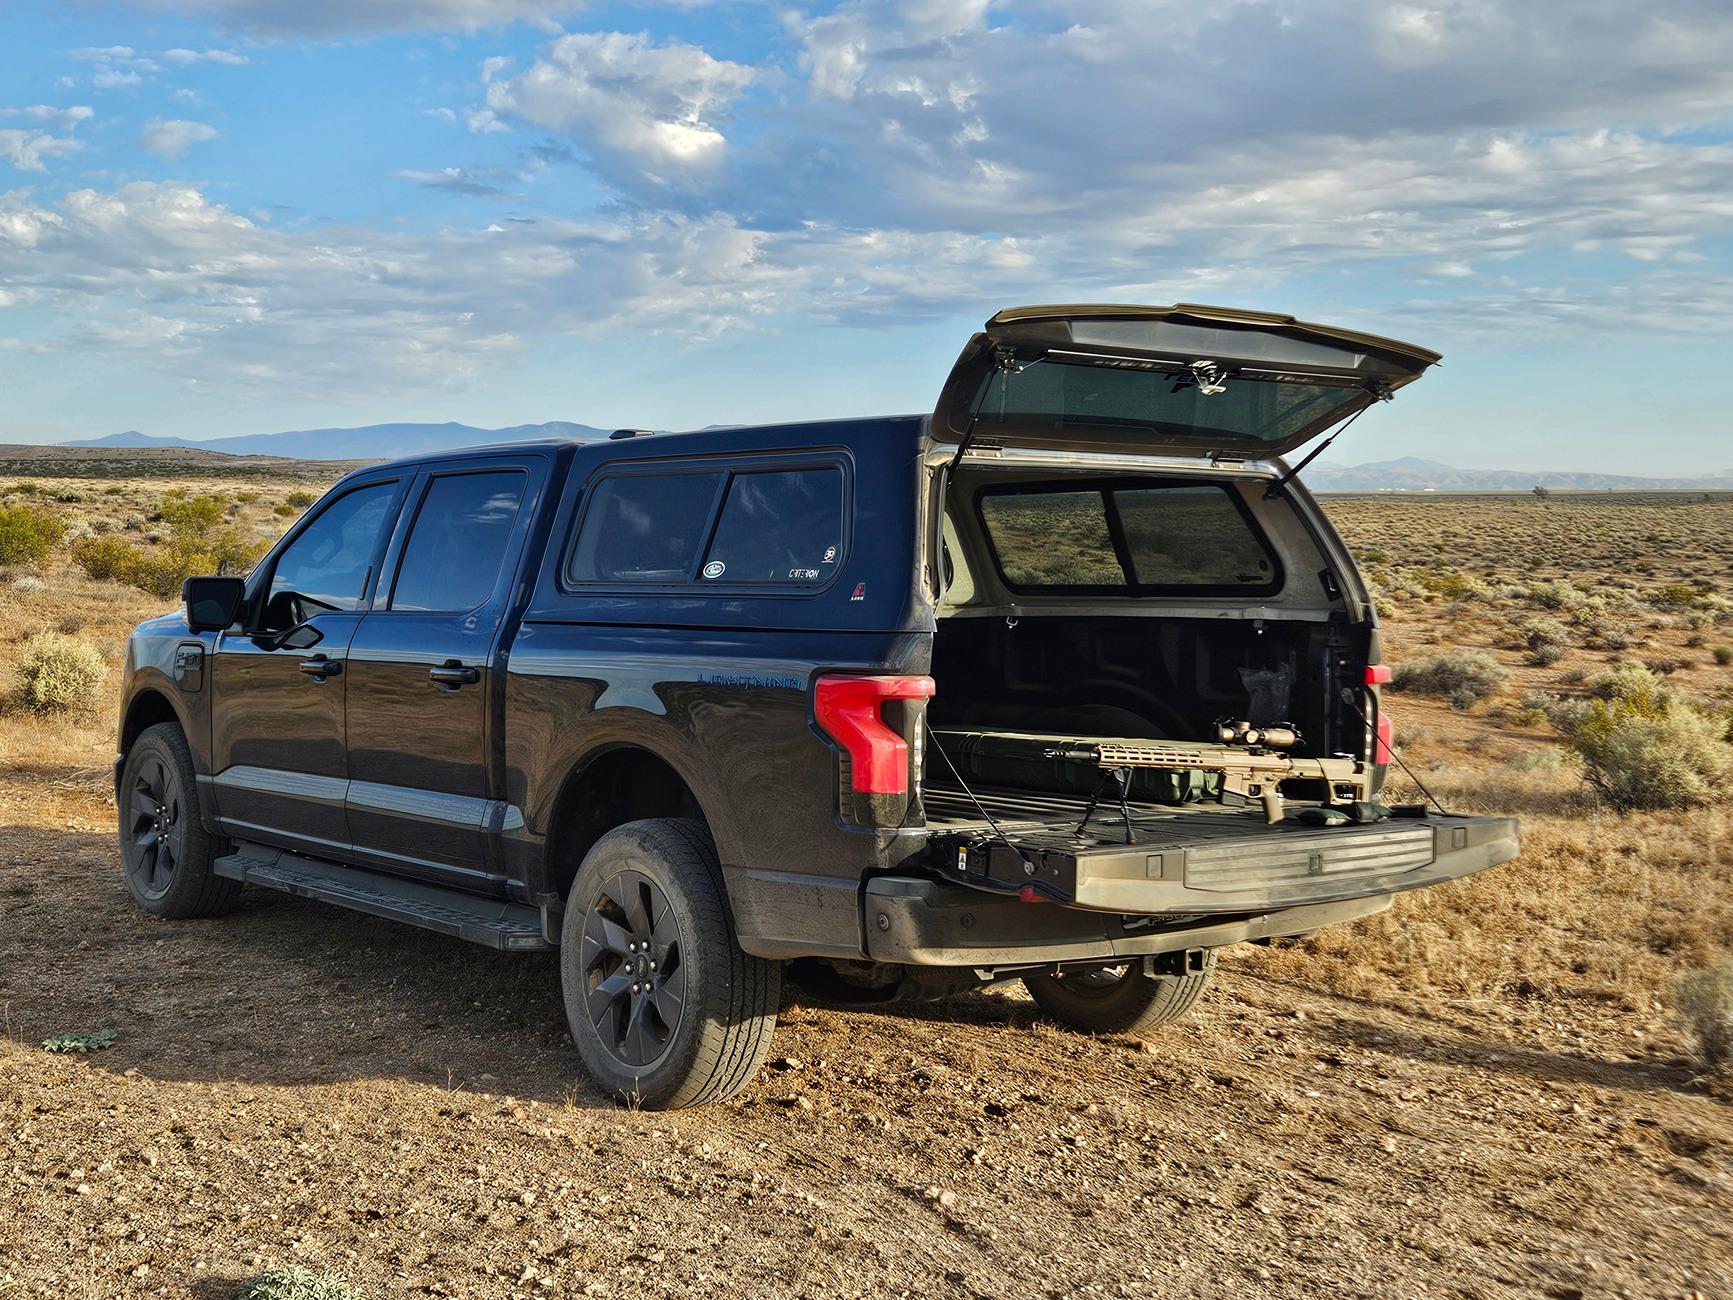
(1675, 964, 1733, 1078)
(71, 534, 142, 582)
(1516, 616, 1572, 666)
(0, 503, 66, 566)
(14, 632, 108, 713)
(1546, 666, 1733, 810)
(1392, 652, 1508, 709)
(1715, 645, 1733, 666)
(235, 1265, 363, 1300)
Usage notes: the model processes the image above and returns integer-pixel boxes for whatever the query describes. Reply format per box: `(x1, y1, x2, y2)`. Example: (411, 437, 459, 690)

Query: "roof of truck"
(351, 413, 928, 478)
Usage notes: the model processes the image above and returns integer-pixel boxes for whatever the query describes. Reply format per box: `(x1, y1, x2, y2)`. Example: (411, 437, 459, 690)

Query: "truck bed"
(919, 780, 1517, 915)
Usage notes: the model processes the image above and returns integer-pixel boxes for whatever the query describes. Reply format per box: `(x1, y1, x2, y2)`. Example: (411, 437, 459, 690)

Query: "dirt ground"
(2, 482, 1731, 1299)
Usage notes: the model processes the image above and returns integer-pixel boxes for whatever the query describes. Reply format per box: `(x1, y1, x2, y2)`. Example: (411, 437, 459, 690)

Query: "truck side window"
(568, 472, 723, 583)
(701, 468, 843, 584)
(266, 481, 397, 624)
(390, 471, 527, 612)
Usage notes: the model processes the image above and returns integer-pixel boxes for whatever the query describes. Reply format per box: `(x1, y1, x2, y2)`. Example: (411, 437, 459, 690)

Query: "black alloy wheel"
(580, 869, 688, 1069)
(124, 750, 187, 900)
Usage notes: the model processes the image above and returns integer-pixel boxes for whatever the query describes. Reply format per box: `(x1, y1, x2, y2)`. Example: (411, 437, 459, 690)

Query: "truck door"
(342, 455, 545, 889)
(209, 474, 407, 857)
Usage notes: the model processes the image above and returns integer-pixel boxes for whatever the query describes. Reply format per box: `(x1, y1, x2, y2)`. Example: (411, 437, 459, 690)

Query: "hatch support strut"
(1263, 382, 1390, 500)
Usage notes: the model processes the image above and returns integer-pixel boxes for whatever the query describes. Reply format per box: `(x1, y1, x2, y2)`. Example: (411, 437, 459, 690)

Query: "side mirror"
(183, 576, 245, 632)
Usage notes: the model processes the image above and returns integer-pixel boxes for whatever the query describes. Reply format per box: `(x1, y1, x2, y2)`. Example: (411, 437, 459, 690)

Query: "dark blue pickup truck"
(115, 304, 1518, 1107)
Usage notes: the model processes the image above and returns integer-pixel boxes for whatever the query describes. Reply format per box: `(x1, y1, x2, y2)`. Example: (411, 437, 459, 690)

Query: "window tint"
(973, 361, 1355, 445)
(701, 468, 844, 584)
(568, 472, 722, 583)
(1117, 486, 1275, 587)
(269, 482, 397, 614)
(979, 491, 1122, 587)
(979, 482, 1278, 591)
(390, 471, 527, 612)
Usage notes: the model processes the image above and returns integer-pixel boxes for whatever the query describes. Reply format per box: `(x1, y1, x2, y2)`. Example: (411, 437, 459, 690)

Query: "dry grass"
(0, 477, 1730, 1298)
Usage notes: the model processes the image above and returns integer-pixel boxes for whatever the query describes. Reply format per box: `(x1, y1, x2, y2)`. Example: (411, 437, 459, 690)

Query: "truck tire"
(118, 721, 241, 919)
(560, 819, 781, 1109)
(1023, 952, 1217, 1036)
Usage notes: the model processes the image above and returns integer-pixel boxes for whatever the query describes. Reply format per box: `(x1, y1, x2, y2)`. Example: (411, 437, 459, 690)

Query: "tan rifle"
(1043, 739, 1370, 826)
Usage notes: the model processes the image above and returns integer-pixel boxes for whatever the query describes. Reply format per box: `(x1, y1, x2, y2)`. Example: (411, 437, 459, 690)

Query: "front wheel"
(118, 722, 241, 919)
(1023, 952, 1217, 1036)
(560, 819, 780, 1109)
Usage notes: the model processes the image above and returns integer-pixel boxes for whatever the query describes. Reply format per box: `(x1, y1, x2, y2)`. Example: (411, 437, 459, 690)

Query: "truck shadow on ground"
(2, 827, 1039, 1109)
(5, 827, 1697, 1111)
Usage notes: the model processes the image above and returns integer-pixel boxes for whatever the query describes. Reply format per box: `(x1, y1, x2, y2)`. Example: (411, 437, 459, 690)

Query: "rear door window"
(389, 470, 528, 612)
(566, 472, 723, 584)
(979, 481, 1279, 593)
(700, 468, 844, 585)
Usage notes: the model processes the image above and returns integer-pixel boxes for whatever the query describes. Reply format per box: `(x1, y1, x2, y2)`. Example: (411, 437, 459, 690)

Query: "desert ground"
(1, 454, 1729, 1299)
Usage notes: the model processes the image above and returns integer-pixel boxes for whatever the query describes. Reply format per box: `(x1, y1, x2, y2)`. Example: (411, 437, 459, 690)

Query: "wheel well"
(122, 690, 181, 753)
(546, 747, 707, 900)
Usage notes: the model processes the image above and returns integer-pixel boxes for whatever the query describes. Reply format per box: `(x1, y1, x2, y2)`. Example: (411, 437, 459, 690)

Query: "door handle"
(298, 655, 342, 680)
(429, 661, 481, 690)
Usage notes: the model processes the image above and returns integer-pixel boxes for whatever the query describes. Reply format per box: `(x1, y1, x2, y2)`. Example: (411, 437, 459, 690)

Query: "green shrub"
(1516, 617, 1572, 666)
(285, 490, 316, 508)
(14, 632, 108, 712)
(1714, 645, 1733, 666)
(121, 534, 269, 599)
(1676, 964, 1733, 1079)
(158, 491, 228, 538)
(1551, 668, 1733, 810)
(0, 504, 66, 566)
(1651, 582, 1706, 610)
(70, 535, 142, 582)
(1392, 652, 1508, 709)
(235, 1265, 363, 1300)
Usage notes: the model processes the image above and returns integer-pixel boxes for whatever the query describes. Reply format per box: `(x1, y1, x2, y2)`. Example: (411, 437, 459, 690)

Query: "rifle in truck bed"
(1041, 737, 1371, 826)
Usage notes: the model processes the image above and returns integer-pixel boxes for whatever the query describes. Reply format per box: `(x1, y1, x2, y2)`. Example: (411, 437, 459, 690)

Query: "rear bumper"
(868, 811, 1517, 967)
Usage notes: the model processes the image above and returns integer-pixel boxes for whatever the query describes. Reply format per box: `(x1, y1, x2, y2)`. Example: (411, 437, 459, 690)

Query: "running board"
(213, 844, 552, 952)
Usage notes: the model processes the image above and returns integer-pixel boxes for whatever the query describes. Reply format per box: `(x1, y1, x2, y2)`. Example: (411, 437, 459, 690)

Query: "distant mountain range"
(68, 421, 610, 460)
(1303, 455, 1733, 492)
(57, 431, 1733, 491)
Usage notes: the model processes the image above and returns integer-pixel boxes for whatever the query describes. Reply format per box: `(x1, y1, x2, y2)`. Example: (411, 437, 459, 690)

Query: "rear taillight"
(813, 674, 935, 795)
(1375, 713, 1394, 765)
(1365, 664, 1393, 685)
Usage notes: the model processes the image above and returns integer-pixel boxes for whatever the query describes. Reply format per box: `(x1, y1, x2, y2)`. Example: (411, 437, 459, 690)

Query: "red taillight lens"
(1365, 664, 1393, 685)
(813, 675, 936, 795)
(1375, 713, 1394, 765)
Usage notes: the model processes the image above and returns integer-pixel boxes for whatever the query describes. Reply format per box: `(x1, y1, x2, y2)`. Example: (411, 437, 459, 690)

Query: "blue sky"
(2, 0, 1732, 474)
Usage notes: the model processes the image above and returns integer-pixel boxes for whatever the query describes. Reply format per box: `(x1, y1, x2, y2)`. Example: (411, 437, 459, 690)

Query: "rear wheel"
(1023, 952, 1217, 1036)
(118, 722, 241, 919)
(560, 819, 780, 1109)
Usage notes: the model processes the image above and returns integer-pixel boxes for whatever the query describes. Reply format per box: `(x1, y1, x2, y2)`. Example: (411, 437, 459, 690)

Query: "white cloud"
(116, 0, 585, 38)
(140, 118, 220, 158)
(393, 166, 516, 197)
(484, 32, 754, 191)
(163, 47, 250, 65)
(72, 45, 162, 89)
(0, 104, 95, 172)
(0, 180, 1054, 397)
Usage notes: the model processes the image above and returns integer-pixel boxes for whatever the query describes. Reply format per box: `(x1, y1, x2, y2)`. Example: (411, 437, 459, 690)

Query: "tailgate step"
(213, 844, 551, 951)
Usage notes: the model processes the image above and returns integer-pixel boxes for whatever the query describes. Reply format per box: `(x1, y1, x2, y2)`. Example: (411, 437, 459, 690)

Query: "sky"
(2, 0, 1732, 474)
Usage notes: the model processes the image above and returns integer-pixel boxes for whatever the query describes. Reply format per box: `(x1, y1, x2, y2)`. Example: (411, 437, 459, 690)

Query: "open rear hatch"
(934, 303, 1440, 460)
